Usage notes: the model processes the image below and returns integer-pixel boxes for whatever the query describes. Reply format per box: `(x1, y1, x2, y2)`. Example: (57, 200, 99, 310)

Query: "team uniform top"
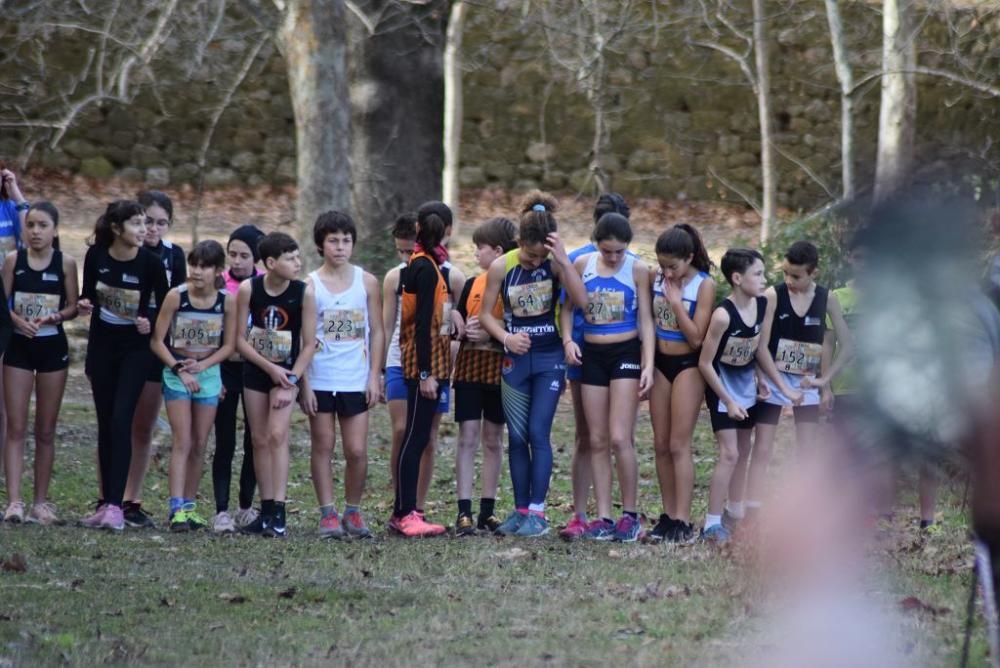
(385, 261, 406, 369)
(827, 285, 857, 396)
(400, 252, 451, 382)
(710, 296, 766, 413)
(81, 245, 167, 327)
(10, 248, 66, 338)
(501, 249, 561, 350)
(169, 284, 226, 358)
(246, 274, 305, 370)
(453, 273, 505, 387)
(581, 252, 638, 336)
(147, 240, 187, 289)
(223, 267, 259, 363)
(652, 269, 709, 342)
(309, 266, 370, 393)
(762, 284, 828, 407)
(0, 201, 21, 255)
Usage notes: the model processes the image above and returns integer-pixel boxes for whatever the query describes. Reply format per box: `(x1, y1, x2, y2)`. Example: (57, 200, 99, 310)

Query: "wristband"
(14, 202, 30, 212)
(171, 362, 184, 375)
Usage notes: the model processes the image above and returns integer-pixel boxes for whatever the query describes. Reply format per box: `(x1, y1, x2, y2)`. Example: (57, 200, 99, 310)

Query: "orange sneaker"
(396, 510, 446, 537)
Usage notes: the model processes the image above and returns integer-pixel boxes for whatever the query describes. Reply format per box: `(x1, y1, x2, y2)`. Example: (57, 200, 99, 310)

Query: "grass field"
(0, 380, 989, 666)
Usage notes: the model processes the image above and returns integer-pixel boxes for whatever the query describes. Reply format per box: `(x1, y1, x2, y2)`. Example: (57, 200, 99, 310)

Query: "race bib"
(440, 301, 453, 337)
(96, 282, 140, 321)
(586, 290, 625, 325)
(323, 308, 366, 343)
(653, 295, 678, 331)
(774, 338, 822, 376)
(719, 334, 759, 367)
(248, 325, 292, 363)
(508, 280, 552, 318)
(13, 292, 59, 320)
(172, 313, 223, 352)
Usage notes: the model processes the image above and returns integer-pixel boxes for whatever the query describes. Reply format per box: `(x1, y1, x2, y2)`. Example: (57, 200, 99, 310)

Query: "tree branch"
(708, 165, 762, 216)
(772, 142, 836, 200)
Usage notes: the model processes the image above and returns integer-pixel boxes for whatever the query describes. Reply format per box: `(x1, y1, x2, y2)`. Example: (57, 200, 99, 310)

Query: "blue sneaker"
(494, 511, 526, 535)
(584, 518, 616, 541)
(701, 524, 731, 544)
(515, 513, 550, 537)
(613, 514, 642, 542)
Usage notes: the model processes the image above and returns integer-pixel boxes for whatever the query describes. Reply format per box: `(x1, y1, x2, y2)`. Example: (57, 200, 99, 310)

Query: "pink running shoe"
(395, 510, 446, 537)
(79, 504, 108, 529)
(559, 513, 588, 541)
(100, 505, 125, 532)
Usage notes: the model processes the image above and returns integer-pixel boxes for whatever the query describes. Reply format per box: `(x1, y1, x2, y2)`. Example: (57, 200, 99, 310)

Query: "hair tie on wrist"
(532, 204, 546, 212)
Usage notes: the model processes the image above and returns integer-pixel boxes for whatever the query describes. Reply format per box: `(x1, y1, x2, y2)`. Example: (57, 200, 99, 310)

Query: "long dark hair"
(655, 223, 712, 273)
(90, 200, 144, 248)
(27, 201, 61, 251)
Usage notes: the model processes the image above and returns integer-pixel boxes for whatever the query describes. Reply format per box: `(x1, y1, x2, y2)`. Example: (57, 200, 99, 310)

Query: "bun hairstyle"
(655, 223, 712, 274)
(593, 192, 630, 223)
(415, 200, 450, 251)
(518, 190, 558, 246)
(91, 200, 144, 248)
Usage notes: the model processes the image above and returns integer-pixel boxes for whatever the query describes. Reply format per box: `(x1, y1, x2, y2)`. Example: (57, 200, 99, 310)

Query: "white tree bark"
(752, 0, 775, 242)
(279, 0, 352, 270)
(824, 0, 856, 202)
(874, 0, 917, 204)
(442, 0, 466, 217)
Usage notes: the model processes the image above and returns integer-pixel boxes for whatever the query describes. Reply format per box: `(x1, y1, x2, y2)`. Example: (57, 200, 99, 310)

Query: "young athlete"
(647, 224, 716, 543)
(2, 202, 70, 524)
(451, 216, 517, 535)
(78, 200, 169, 531)
(563, 213, 653, 542)
(122, 190, 187, 529)
(479, 191, 588, 538)
(211, 224, 265, 533)
(698, 249, 774, 543)
(236, 232, 316, 538)
(300, 211, 384, 539)
(390, 202, 454, 537)
(558, 192, 632, 540)
(150, 240, 236, 531)
(0, 165, 27, 481)
(728, 241, 850, 528)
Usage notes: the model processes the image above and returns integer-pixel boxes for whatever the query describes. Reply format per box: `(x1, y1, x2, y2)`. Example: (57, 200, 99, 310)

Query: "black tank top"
(713, 296, 766, 370)
(11, 248, 65, 336)
(767, 284, 828, 354)
(170, 285, 226, 357)
(247, 275, 305, 369)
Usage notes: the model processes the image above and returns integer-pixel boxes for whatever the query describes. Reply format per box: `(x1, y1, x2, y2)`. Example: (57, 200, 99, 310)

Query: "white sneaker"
(233, 506, 259, 528)
(212, 511, 236, 533)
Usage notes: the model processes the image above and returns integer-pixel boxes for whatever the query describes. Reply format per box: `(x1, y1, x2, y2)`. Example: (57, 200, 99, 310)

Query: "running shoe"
(263, 505, 287, 538)
(700, 524, 731, 544)
(647, 514, 676, 543)
(584, 518, 615, 541)
(454, 513, 476, 537)
(669, 521, 695, 544)
(920, 520, 942, 536)
(240, 512, 267, 535)
(395, 510, 446, 537)
(79, 504, 108, 529)
(233, 507, 259, 529)
(185, 505, 208, 531)
(494, 511, 526, 536)
(100, 505, 126, 532)
(319, 513, 345, 539)
(514, 513, 550, 538)
(123, 502, 156, 529)
(170, 509, 191, 533)
(558, 514, 589, 541)
(27, 502, 59, 526)
(477, 513, 502, 533)
(3, 501, 25, 523)
(613, 514, 641, 543)
(344, 511, 372, 539)
(212, 511, 237, 533)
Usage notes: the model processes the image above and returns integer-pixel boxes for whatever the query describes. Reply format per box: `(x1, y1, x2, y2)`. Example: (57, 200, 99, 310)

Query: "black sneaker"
(477, 513, 501, 533)
(647, 513, 676, 542)
(668, 521, 695, 543)
(455, 513, 476, 536)
(240, 512, 267, 535)
(263, 506, 286, 538)
(123, 502, 156, 529)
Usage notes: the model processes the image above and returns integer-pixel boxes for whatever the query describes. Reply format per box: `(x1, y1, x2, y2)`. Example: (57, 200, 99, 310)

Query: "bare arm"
(364, 271, 385, 405)
(754, 289, 802, 401)
(813, 293, 853, 387)
(699, 308, 737, 405)
(635, 261, 655, 395)
(150, 288, 181, 368)
(381, 268, 399, 367)
(291, 282, 317, 379)
(674, 277, 716, 349)
(196, 292, 238, 369)
(477, 257, 508, 343)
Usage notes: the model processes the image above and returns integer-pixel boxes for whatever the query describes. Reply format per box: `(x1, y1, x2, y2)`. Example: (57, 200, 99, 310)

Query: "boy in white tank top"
(301, 212, 384, 539)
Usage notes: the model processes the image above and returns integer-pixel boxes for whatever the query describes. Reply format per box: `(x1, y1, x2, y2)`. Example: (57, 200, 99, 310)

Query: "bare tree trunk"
(442, 1, 466, 217)
(752, 0, 775, 241)
(824, 0, 855, 202)
(874, 0, 917, 204)
(279, 0, 352, 271)
(348, 1, 450, 246)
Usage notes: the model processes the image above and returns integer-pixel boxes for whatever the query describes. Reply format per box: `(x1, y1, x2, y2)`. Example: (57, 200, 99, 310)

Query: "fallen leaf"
(2, 554, 27, 573)
(219, 593, 248, 604)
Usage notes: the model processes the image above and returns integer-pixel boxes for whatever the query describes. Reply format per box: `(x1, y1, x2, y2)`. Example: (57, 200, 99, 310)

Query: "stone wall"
(3, 1, 998, 212)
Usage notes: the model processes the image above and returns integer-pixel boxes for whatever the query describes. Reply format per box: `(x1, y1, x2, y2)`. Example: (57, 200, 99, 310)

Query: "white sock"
(704, 513, 722, 530)
(745, 500, 762, 511)
(726, 501, 745, 519)
(528, 503, 545, 514)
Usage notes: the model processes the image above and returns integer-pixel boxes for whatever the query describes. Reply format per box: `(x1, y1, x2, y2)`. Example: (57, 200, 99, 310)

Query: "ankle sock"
(704, 513, 722, 530)
(344, 504, 361, 516)
(725, 502, 745, 518)
(528, 502, 545, 514)
(479, 498, 496, 518)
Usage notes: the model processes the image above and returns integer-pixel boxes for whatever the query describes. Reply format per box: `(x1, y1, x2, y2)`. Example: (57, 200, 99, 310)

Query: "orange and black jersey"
(453, 273, 504, 387)
(401, 252, 451, 382)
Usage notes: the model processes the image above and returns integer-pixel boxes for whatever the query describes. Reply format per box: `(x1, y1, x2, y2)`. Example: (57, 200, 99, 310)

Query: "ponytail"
(655, 223, 712, 273)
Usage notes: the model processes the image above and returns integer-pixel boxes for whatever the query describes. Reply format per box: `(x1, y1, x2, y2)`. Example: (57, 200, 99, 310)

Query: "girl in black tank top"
(1, 202, 76, 526)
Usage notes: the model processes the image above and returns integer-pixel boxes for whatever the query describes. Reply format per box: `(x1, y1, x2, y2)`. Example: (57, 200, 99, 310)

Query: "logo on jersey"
(804, 316, 822, 327)
(122, 273, 139, 284)
(778, 313, 790, 320)
(42, 272, 59, 282)
(501, 357, 514, 375)
(260, 305, 290, 330)
(530, 268, 547, 281)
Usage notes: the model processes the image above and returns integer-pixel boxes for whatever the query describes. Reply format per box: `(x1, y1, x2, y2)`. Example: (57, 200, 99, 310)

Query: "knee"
(482, 436, 502, 457)
(6, 421, 27, 442)
(34, 427, 56, 447)
(718, 444, 740, 468)
(343, 443, 367, 466)
(588, 434, 610, 455)
(609, 435, 632, 455)
(668, 437, 691, 458)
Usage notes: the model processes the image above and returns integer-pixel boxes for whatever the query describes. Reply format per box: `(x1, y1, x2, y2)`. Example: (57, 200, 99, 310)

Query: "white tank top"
(385, 262, 405, 369)
(309, 266, 370, 392)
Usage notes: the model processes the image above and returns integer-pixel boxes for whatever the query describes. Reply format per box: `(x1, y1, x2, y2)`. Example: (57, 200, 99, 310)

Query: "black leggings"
(394, 382, 441, 518)
(212, 361, 256, 512)
(86, 324, 153, 507)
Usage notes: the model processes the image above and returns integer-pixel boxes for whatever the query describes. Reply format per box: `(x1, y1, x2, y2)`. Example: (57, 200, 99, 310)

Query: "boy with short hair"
(236, 232, 317, 538)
